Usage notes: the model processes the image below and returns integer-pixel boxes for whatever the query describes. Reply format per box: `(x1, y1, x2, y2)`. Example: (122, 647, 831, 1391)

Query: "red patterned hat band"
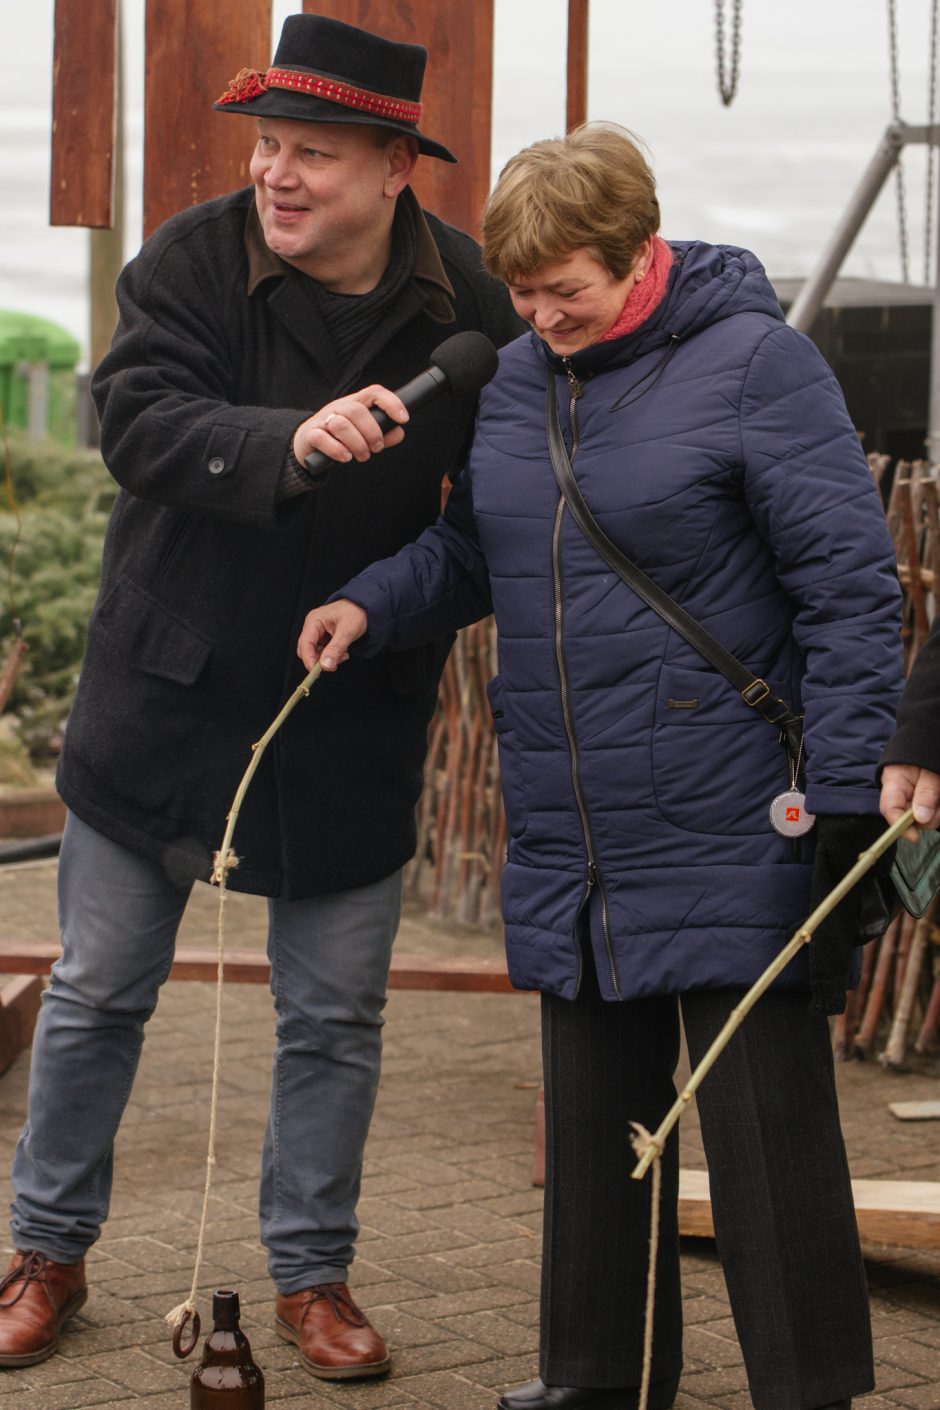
(216, 66, 424, 125)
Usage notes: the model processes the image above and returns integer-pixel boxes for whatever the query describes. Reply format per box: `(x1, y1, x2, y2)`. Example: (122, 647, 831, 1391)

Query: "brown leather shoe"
(0, 1250, 87, 1367)
(275, 1281, 390, 1379)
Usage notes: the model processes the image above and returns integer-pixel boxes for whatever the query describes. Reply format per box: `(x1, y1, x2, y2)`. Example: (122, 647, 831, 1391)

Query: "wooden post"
(566, 0, 590, 132)
(89, 2, 125, 370)
(308, 0, 494, 239)
(143, 0, 272, 238)
(50, 0, 118, 228)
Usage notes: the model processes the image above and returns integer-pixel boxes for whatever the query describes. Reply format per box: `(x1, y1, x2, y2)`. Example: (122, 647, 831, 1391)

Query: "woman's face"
(507, 244, 650, 354)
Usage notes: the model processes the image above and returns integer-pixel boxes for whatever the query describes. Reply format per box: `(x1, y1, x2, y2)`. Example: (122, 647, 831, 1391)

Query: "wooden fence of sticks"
(406, 455, 940, 1066)
(840, 455, 940, 1067)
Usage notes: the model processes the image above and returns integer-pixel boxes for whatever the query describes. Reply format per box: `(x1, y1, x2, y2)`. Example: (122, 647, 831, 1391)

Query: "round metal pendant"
(769, 789, 816, 837)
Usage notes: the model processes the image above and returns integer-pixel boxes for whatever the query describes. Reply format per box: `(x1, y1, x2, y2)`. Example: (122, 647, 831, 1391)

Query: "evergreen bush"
(0, 430, 114, 761)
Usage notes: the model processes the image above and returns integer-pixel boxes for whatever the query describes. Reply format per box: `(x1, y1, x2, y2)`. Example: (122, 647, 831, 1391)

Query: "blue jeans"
(10, 813, 401, 1292)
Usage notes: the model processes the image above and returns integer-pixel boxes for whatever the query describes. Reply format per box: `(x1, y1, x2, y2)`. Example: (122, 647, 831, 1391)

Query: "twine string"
(164, 664, 322, 1344)
(164, 867, 230, 1336)
(628, 1123, 662, 1410)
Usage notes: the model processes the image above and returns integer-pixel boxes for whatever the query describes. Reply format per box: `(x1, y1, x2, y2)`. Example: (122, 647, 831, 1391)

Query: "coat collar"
(243, 186, 455, 323)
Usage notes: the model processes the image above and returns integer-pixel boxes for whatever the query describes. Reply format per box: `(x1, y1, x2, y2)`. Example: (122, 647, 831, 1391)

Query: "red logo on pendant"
(785, 807, 801, 822)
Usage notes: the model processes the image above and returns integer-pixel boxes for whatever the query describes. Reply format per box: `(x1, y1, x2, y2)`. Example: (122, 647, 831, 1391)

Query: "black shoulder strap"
(544, 376, 803, 743)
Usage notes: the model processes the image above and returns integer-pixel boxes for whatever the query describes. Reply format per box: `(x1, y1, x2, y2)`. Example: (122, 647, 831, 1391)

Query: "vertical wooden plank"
(566, 0, 590, 132)
(90, 4, 125, 369)
(306, 1, 494, 240)
(144, 0, 272, 238)
(50, 0, 117, 227)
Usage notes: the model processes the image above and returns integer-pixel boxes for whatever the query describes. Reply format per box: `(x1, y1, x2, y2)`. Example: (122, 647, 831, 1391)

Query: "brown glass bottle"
(190, 1290, 265, 1408)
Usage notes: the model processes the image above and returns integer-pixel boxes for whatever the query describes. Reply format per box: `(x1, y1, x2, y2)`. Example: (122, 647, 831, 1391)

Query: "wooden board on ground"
(0, 941, 523, 994)
(889, 1100, 940, 1121)
(679, 1168, 940, 1250)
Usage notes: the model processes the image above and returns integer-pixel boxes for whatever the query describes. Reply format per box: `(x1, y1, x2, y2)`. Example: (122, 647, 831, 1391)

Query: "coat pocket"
(650, 663, 792, 836)
(486, 676, 529, 840)
(94, 575, 212, 685)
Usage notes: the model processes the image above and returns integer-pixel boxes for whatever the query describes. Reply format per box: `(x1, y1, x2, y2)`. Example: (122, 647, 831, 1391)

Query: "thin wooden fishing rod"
(212, 664, 322, 883)
(631, 808, 915, 1180)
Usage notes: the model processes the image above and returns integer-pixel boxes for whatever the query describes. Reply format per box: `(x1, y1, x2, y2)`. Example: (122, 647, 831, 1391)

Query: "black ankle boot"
(497, 1383, 639, 1410)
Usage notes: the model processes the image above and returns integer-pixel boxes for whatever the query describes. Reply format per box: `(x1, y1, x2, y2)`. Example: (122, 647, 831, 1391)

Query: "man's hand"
(298, 599, 368, 672)
(880, 763, 940, 840)
(293, 386, 409, 469)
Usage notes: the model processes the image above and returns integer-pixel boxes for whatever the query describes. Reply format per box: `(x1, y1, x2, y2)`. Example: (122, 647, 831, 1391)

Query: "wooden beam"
(308, 1, 494, 239)
(566, 0, 590, 132)
(144, 0, 272, 238)
(0, 941, 524, 994)
(678, 1168, 940, 1250)
(0, 789, 66, 840)
(889, 1100, 940, 1120)
(50, 0, 117, 227)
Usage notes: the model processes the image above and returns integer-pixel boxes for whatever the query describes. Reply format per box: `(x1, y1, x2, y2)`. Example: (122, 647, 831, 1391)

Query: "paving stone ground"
(0, 859, 938, 1409)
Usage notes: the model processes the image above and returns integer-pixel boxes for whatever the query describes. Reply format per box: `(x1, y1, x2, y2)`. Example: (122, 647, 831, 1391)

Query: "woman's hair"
(481, 122, 660, 283)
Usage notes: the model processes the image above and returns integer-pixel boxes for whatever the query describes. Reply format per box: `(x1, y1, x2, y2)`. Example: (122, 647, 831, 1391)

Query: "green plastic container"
(0, 311, 81, 446)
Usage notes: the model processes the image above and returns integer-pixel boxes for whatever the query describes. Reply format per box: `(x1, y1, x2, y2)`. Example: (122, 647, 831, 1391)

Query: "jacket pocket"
(94, 575, 212, 685)
(486, 676, 529, 840)
(651, 663, 792, 836)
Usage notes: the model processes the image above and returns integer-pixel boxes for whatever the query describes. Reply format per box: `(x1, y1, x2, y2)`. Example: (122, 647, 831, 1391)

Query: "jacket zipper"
(551, 363, 621, 998)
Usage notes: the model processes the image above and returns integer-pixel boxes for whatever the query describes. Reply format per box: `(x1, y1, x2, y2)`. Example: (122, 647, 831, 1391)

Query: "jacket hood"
(539, 240, 786, 376)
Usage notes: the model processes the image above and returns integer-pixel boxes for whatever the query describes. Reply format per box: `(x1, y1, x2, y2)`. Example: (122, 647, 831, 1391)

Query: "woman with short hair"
(299, 123, 903, 1410)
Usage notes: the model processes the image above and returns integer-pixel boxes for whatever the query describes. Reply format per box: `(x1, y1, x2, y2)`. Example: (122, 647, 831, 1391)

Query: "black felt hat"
(215, 13, 456, 163)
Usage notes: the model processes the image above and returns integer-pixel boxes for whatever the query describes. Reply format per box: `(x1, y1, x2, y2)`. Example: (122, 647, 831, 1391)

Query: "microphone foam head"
(429, 332, 499, 397)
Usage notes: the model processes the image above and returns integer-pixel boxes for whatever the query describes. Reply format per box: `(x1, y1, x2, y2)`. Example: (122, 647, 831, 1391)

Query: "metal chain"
(925, 0, 940, 284)
(888, 0, 911, 282)
(715, 0, 743, 107)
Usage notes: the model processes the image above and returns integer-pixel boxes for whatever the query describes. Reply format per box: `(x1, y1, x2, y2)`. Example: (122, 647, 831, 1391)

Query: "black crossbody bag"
(544, 378, 806, 791)
(546, 378, 940, 915)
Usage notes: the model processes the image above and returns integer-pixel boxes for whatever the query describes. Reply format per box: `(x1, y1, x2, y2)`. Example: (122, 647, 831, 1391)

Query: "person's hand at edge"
(298, 599, 368, 672)
(880, 763, 940, 841)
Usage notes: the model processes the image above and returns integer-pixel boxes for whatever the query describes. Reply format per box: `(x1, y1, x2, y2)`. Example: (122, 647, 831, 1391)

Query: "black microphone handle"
(303, 365, 449, 479)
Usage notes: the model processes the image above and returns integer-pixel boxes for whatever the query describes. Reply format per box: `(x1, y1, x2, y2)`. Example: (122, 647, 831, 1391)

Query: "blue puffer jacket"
(341, 242, 904, 1001)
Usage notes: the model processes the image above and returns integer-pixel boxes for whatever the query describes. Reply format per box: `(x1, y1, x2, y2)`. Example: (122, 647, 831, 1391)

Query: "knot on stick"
(211, 848, 240, 886)
(629, 1121, 663, 1164)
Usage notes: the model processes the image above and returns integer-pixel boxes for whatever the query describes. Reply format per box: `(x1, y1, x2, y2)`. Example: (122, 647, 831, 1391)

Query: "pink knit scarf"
(599, 236, 674, 342)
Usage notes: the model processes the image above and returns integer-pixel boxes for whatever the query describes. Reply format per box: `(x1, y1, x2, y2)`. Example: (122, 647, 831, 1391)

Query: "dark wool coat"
(59, 187, 521, 898)
(881, 614, 940, 775)
(340, 242, 904, 1001)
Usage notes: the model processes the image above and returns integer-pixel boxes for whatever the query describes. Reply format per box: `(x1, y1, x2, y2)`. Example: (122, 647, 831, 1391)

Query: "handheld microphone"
(303, 330, 499, 480)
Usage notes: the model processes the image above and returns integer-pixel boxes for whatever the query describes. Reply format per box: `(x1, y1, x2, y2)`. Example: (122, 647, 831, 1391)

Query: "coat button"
(208, 456, 226, 475)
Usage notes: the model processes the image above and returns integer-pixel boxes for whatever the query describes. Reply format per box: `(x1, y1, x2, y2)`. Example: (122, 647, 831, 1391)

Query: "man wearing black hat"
(0, 14, 520, 1379)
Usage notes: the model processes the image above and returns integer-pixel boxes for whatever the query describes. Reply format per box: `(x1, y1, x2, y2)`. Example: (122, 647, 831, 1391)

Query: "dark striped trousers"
(539, 966, 874, 1410)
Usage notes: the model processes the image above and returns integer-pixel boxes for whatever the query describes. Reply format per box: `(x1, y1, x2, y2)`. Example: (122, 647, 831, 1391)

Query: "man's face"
(250, 118, 407, 286)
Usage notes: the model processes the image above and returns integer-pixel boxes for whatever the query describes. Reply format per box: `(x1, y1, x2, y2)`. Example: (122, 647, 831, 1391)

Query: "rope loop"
(169, 1304, 201, 1359)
